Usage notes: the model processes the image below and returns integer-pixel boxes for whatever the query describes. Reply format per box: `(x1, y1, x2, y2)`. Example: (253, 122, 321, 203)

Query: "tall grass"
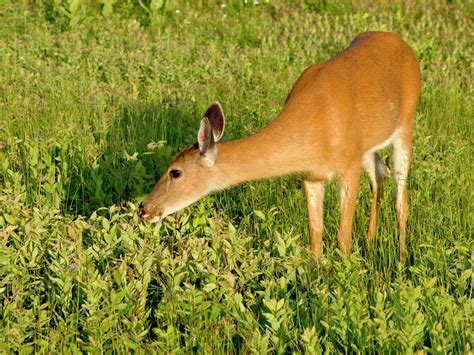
(1, 0, 472, 352)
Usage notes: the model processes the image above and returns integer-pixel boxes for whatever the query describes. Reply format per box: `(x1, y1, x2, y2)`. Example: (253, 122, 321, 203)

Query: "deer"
(139, 32, 421, 261)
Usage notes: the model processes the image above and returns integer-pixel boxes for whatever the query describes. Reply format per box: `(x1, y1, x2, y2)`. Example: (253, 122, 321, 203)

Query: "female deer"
(140, 32, 421, 261)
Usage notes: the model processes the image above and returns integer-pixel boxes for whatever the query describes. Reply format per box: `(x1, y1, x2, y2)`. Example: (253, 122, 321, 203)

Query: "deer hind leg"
(303, 180, 325, 259)
(392, 131, 413, 262)
(362, 152, 390, 243)
(337, 167, 361, 257)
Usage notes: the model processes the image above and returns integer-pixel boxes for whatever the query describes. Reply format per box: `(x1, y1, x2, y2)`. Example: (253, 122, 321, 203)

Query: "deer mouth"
(142, 215, 163, 223)
(141, 213, 162, 223)
(139, 205, 164, 223)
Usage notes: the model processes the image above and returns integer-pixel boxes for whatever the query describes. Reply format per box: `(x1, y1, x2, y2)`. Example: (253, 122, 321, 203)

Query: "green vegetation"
(1, 0, 472, 352)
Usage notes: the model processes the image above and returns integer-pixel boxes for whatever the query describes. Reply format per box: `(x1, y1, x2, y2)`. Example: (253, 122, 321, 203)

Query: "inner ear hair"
(198, 117, 213, 155)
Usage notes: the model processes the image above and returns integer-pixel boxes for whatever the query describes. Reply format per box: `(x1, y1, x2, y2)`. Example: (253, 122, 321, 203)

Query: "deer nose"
(139, 202, 147, 218)
(139, 203, 154, 221)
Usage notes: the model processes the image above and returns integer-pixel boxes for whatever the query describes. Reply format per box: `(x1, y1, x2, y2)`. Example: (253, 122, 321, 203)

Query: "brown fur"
(172, 144, 199, 162)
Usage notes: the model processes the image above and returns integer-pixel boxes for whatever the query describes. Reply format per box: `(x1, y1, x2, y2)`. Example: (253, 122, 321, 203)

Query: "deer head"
(139, 102, 225, 222)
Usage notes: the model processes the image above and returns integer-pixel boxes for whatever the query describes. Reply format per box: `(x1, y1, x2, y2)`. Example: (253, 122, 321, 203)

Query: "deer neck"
(213, 125, 304, 188)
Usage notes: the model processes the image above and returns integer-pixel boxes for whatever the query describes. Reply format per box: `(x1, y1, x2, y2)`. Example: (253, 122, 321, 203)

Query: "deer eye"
(169, 169, 182, 179)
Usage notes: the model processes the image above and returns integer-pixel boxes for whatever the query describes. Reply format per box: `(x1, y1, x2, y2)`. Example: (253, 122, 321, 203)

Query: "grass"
(1, 0, 473, 352)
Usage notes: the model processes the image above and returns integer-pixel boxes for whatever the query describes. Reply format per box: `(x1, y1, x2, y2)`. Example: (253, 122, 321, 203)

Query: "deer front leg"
(303, 180, 325, 259)
(337, 168, 361, 257)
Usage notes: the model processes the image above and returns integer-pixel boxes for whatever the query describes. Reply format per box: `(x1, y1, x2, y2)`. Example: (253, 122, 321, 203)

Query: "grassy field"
(1, 0, 473, 352)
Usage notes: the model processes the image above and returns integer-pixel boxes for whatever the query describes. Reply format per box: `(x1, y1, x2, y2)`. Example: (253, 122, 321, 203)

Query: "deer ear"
(203, 101, 225, 142)
(197, 117, 217, 166)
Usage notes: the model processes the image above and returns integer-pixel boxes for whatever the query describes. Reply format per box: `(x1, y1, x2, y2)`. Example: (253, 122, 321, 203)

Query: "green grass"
(1, 0, 473, 352)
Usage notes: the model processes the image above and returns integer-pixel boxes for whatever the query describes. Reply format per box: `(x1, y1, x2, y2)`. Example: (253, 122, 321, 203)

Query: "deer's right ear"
(203, 101, 225, 142)
(197, 117, 217, 167)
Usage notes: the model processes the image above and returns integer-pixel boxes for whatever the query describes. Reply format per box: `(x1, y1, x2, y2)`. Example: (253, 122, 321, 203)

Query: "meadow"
(0, 0, 472, 352)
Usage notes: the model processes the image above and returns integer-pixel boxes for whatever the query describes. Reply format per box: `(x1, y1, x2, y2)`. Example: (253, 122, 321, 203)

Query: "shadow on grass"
(63, 102, 200, 216)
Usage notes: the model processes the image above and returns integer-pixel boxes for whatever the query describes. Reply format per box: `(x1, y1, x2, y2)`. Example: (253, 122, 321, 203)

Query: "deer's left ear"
(197, 117, 217, 167)
(203, 101, 225, 142)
